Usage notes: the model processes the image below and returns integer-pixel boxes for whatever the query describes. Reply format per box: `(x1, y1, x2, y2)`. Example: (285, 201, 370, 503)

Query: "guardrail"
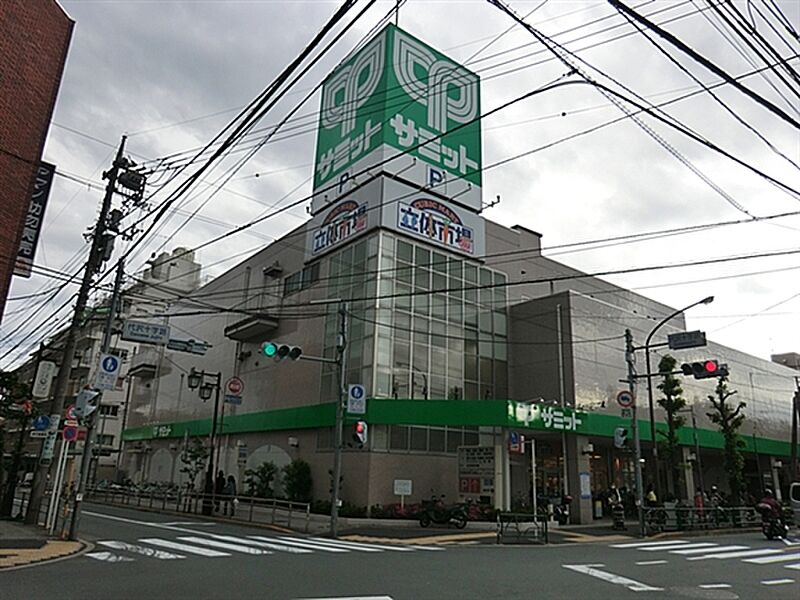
(642, 505, 769, 535)
(85, 486, 311, 532)
(496, 511, 548, 544)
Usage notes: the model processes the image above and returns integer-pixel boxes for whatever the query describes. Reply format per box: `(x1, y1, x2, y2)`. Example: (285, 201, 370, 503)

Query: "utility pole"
(330, 301, 347, 537)
(625, 329, 645, 537)
(68, 257, 125, 540)
(791, 377, 799, 482)
(25, 136, 128, 525)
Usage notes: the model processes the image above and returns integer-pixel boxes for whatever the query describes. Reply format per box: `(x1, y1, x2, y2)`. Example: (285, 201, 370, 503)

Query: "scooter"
(553, 495, 573, 525)
(418, 495, 468, 529)
(756, 503, 789, 540)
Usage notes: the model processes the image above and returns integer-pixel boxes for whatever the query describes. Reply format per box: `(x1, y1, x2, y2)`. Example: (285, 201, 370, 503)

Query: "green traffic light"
(262, 342, 278, 357)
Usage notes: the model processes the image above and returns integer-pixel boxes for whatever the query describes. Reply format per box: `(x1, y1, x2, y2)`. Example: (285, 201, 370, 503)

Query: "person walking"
(224, 475, 237, 517)
(214, 470, 225, 513)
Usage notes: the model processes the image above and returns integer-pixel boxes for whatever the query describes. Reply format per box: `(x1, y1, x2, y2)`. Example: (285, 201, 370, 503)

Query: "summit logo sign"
(313, 24, 482, 214)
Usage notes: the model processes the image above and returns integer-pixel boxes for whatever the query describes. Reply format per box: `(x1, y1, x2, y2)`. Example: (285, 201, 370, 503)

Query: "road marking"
(162, 522, 214, 527)
(138, 538, 229, 557)
(640, 542, 717, 552)
(670, 545, 747, 555)
(782, 538, 800, 547)
(97, 540, 184, 559)
(85, 551, 135, 563)
(563, 564, 663, 592)
(745, 552, 800, 564)
(784, 563, 800, 570)
(688, 548, 782, 560)
(267, 538, 350, 553)
(177, 536, 271, 555)
(210, 535, 313, 554)
(611, 540, 689, 549)
(635, 560, 668, 565)
(308, 537, 414, 552)
(293, 596, 394, 600)
(761, 578, 794, 585)
(698, 584, 731, 589)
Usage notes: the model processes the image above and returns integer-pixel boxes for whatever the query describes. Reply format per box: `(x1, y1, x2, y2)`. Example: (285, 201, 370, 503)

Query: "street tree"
(706, 374, 746, 504)
(0, 371, 33, 517)
(244, 461, 279, 498)
(179, 437, 209, 491)
(656, 354, 686, 499)
(283, 459, 312, 502)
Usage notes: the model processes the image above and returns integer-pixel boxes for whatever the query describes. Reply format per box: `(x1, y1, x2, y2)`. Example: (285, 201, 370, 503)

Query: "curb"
(0, 539, 92, 571)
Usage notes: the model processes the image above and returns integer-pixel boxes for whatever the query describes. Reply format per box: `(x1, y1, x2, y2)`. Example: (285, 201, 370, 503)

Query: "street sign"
(62, 425, 78, 442)
(621, 407, 632, 418)
(616, 390, 635, 408)
(394, 479, 413, 496)
(167, 338, 210, 355)
(224, 394, 243, 405)
(32, 415, 50, 431)
(121, 320, 170, 345)
(29, 431, 47, 439)
(32, 360, 56, 398)
(667, 330, 707, 350)
(509, 431, 525, 454)
(94, 353, 121, 390)
(347, 384, 367, 414)
(39, 414, 61, 466)
(225, 376, 244, 395)
(65, 404, 76, 420)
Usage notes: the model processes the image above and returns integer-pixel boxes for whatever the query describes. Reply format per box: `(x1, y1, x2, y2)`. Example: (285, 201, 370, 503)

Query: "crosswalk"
(85, 533, 443, 564)
(609, 539, 800, 575)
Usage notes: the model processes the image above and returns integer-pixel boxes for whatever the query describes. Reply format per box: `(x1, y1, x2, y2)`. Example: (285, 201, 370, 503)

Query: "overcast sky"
(2, 0, 799, 370)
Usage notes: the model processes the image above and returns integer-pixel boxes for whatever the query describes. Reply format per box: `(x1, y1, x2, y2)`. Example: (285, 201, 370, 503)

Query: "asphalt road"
(2, 504, 799, 600)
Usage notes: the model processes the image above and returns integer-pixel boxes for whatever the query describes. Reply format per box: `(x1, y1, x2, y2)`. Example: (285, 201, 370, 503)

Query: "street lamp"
(644, 295, 713, 501)
(185, 368, 221, 516)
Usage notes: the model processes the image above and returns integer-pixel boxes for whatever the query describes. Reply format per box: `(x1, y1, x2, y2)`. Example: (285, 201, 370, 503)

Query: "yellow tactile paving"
(0, 540, 84, 569)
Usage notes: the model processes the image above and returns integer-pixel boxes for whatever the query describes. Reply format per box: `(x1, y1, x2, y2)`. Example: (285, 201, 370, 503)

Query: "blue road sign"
(32, 415, 50, 431)
(102, 355, 120, 372)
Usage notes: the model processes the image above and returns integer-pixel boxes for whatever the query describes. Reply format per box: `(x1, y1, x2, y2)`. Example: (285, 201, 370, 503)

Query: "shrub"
(243, 461, 279, 498)
(282, 459, 313, 503)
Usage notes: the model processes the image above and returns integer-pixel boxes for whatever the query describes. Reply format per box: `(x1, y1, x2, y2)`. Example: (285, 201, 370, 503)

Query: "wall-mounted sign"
(122, 320, 170, 345)
(14, 162, 55, 278)
(507, 401, 587, 433)
(312, 24, 482, 214)
(311, 199, 368, 256)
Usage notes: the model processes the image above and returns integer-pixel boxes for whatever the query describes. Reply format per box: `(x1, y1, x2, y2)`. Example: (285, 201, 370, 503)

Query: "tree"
(283, 459, 312, 502)
(244, 461, 279, 498)
(0, 371, 33, 517)
(179, 438, 209, 491)
(706, 374, 746, 504)
(656, 355, 686, 499)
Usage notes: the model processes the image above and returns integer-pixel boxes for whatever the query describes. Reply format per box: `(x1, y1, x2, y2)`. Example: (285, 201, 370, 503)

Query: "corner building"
(121, 24, 799, 522)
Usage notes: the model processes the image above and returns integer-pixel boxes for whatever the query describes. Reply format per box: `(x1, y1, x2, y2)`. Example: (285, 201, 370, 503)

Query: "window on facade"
(97, 434, 115, 447)
(283, 262, 320, 296)
(390, 425, 409, 451)
(109, 348, 128, 361)
(99, 405, 119, 417)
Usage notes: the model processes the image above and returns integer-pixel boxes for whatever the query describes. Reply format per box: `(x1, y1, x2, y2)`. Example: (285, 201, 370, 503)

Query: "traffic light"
(680, 360, 729, 379)
(353, 420, 368, 448)
(261, 342, 302, 361)
(613, 427, 628, 449)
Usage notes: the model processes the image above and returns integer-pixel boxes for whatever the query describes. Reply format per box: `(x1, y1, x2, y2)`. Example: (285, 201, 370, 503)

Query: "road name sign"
(667, 330, 707, 350)
(121, 320, 170, 345)
(32, 360, 56, 398)
(347, 384, 367, 414)
(616, 390, 635, 408)
(224, 394, 243, 405)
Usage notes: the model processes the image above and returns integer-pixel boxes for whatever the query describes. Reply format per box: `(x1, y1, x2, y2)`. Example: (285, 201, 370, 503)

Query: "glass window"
(493, 311, 507, 336)
(494, 337, 507, 361)
(410, 427, 428, 451)
(430, 320, 446, 348)
(480, 357, 493, 385)
(479, 309, 492, 333)
(480, 268, 492, 286)
(415, 246, 430, 268)
(432, 271, 447, 292)
(413, 316, 429, 344)
(390, 425, 409, 451)
(429, 428, 446, 452)
(415, 268, 430, 290)
(464, 303, 478, 327)
(432, 252, 447, 273)
(448, 298, 462, 324)
(430, 374, 446, 398)
(446, 428, 463, 453)
(464, 381, 478, 400)
(397, 239, 413, 263)
(414, 291, 429, 316)
(396, 283, 412, 311)
(393, 340, 410, 370)
(413, 343, 428, 372)
(377, 335, 392, 368)
(448, 351, 463, 379)
(431, 294, 446, 320)
(353, 240, 367, 265)
(394, 312, 411, 340)
(392, 372, 409, 398)
(431, 348, 446, 375)
(376, 370, 392, 397)
(464, 355, 478, 379)
(464, 429, 480, 446)
(448, 257, 462, 279)
(464, 336, 478, 356)
(464, 263, 477, 283)
(397, 263, 413, 285)
(372, 424, 388, 450)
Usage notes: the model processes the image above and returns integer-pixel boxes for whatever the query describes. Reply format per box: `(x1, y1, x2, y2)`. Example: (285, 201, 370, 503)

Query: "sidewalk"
(0, 519, 85, 570)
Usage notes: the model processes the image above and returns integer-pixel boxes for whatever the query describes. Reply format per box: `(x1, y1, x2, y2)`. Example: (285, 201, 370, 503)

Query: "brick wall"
(0, 0, 73, 325)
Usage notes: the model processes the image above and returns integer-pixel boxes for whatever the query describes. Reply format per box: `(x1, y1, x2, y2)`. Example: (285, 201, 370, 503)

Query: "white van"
(790, 482, 800, 520)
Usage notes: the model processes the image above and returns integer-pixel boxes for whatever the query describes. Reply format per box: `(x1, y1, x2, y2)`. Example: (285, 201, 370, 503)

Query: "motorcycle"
(418, 495, 467, 529)
(611, 502, 626, 530)
(756, 503, 789, 540)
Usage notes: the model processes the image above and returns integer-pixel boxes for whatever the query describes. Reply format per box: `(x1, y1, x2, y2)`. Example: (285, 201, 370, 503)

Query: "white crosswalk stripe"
(85, 551, 135, 563)
(212, 534, 313, 554)
(641, 543, 717, 552)
(784, 563, 800, 570)
(611, 540, 689, 549)
(97, 540, 185, 559)
(687, 548, 783, 561)
(307, 537, 414, 552)
(670, 545, 747, 555)
(270, 537, 351, 553)
(177, 536, 272, 555)
(744, 552, 800, 564)
(139, 538, 230, 557)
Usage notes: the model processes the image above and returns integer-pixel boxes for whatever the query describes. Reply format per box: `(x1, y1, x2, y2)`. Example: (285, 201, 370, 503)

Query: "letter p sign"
(428, 167, 445, 190)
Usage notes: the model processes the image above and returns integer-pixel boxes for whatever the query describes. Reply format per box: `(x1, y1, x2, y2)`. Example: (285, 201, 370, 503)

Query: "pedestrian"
(214, 470, 225, 512)
(645, 484, 658, 507)
(224, 475, 237, 517)
(694, 489, 706, 523)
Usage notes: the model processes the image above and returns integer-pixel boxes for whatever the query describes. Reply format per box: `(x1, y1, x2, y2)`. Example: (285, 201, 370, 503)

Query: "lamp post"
(644, 295, 713, 501)
(186, 368, 221, 516)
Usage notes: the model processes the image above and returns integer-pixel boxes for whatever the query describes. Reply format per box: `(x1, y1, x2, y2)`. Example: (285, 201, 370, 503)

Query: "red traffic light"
(355, 422, 365, 434)
(704, 360, 718, 373)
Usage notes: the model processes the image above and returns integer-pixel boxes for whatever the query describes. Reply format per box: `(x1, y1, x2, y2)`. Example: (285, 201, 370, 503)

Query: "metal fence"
(642, 505, 765, 535)
(496, 512, 549, 544)
(84, 486, 312, 532)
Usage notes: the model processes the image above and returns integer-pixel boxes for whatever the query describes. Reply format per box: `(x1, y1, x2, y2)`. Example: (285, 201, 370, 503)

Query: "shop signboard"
(507, 401, 587, 433)
(312, 24, 482, 214)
